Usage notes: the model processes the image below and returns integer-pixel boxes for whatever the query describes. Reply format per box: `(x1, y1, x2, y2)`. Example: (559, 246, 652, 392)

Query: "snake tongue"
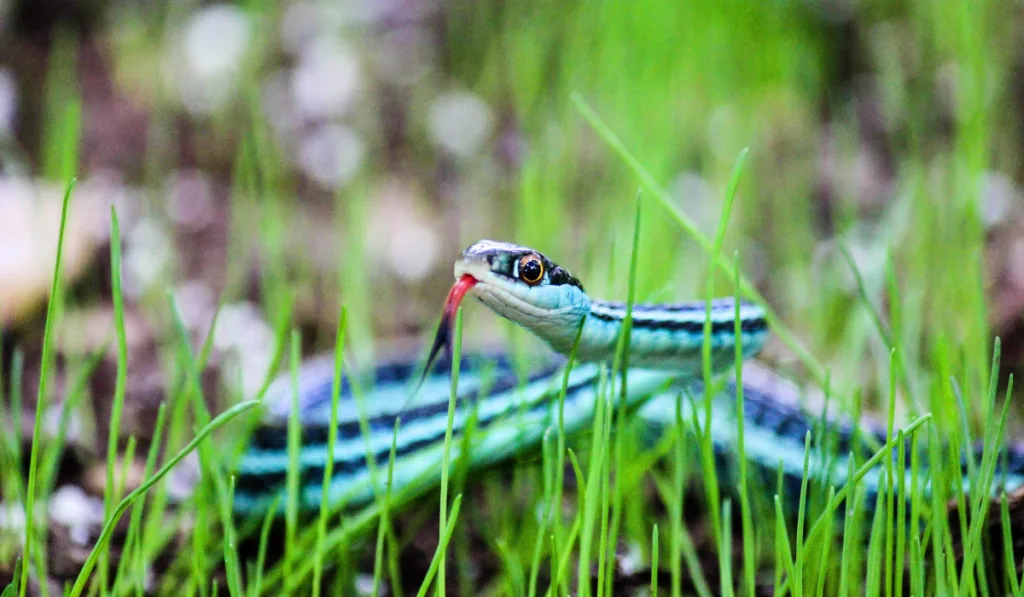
(422, 274, 478, 382)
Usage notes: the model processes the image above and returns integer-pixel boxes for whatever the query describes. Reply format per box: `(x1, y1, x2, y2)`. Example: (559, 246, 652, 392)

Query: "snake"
(232, 240, 1024, 516)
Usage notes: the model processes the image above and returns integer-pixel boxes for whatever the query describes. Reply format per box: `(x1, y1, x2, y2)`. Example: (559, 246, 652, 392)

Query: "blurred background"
(2, 0, 1024, 589)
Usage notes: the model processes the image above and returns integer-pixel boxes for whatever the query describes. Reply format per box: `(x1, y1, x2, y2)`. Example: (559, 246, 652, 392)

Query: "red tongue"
(422, 274, 478, 382)
(443, 274, 478, 323)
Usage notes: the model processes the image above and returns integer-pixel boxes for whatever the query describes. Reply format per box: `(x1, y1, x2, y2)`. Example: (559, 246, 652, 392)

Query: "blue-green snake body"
(233, 240, 1024, 516)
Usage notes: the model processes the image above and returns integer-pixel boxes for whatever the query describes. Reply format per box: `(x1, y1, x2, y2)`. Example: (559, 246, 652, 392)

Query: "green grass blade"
(774, 494, 797, 594)
(538, 320, 585, 597)
(577, 370, 609, 597)
(698, 148, 747, 557)
(604, 193, 643, 596)
(39, 342, 107, 497)
(249, 496, 280, 597)
(437, 307, 464, 597)
(99, 204, 130, 593)
(837, 244, 916, 415)
(794, 431, 812, 597)
(19, 178, 75, 597)
(3, 559, 20, 597)
(813, 486, 836, 597)
(67, 399, 259, 597)
(884, 350, 897, 597)
(864, 489, 887, 597)
(372, 418, 402, 597)
(720, 499, 734, 597)
(1000, 494, 1020, 596)
(595, 385, 614, 597)
(219, 476, 244, 597)
(804, 414, 931, 550)
(732, 251, 756, 597)
(313, 306, 348, 597)
(284, 329, 302, 588)
(570, 93, 826, 390)
(958, 373, 1014, 596)
(651, 524, 659, 597)
(670, 392, 686, 597)
(416, 495, 464, 597)
(895, 429, 908, 597)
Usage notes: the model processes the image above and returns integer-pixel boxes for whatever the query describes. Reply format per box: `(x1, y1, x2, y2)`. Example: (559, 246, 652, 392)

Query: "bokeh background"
(2, 0, 1024, 592)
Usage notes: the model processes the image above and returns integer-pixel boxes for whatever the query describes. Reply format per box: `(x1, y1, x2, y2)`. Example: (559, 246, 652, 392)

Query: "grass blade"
(437, 307, 464, 597)
(67, 399, 260, 597)
(313, 307, 348, 597)
(284, 329, 302, 588)
(372, 418, 401, 597)
(19, 178, 75, 597)
(98, 204, 129, 593)
(698, 148, 747, 556)
(570, 93, 826, 390)
(651, 524, 659, 597)
(604, 192, 643, 596)
(416, 495, 465, 597)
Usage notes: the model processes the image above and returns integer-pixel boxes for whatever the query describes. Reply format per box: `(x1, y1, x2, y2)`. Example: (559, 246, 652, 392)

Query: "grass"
(17, 177, 74, 597)
(437, 308, 464, 597)
(3, 0, 1024, 594)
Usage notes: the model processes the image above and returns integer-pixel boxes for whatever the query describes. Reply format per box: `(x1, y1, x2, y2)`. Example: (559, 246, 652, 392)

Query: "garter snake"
(233, 240, 1024, 515)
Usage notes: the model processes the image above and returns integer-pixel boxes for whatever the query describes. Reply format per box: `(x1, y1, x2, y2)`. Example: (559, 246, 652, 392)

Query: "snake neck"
(537, 297, 769, 374)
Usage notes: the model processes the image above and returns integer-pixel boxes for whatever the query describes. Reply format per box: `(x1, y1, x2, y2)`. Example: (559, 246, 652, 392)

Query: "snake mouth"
(422, 273, 478, 382)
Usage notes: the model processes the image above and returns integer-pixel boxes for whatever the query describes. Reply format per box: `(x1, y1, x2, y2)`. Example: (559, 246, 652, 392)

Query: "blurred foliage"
(2, 0, 1024, 591)
(0, 0, 1018, 407)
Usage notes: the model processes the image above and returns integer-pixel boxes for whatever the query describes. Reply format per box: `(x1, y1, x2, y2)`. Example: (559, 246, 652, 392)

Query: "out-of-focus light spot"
(45, 402, 82, 445)
(979, 170, 1019, 229)
(123, 218, 173, 300)
(165, 170, 216, 231)
(214, 302, 276, 398)
(670, 172, 717, 231)
(0, 502, 25, 535)
(427, 90, 494, 158)
(184, 5, 249, 79)
(0, 68, 15, 137)
(367, 182, 439, 281)
(299, 124, 365, 188)
(49, 486, 104, 546)
(214, 303, 272, 354)
(292, 38, 361, 120)
(387, 218, 437, 281)
(165, 453, 200, 503)
(173, 281, 216, 334)
(0, 177, 115, 326)
(354, 574, 378, 596)
(174, 4, 251, 115)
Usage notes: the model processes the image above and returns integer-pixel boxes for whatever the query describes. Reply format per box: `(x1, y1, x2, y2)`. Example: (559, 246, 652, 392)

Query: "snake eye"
(518, 254, 544, 286)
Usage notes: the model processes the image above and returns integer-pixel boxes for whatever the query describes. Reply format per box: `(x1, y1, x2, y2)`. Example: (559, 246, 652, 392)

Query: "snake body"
(233, 240, 1024, 516)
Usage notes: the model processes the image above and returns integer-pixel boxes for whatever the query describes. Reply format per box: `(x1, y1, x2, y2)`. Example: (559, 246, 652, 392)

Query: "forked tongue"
(420, 274, 478, 385)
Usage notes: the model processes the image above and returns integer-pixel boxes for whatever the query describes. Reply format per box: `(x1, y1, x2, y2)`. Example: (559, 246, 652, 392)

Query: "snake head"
(421, 241, 592, 381)
(422, 241, 591, 381)
(454, 241, 589, 325)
